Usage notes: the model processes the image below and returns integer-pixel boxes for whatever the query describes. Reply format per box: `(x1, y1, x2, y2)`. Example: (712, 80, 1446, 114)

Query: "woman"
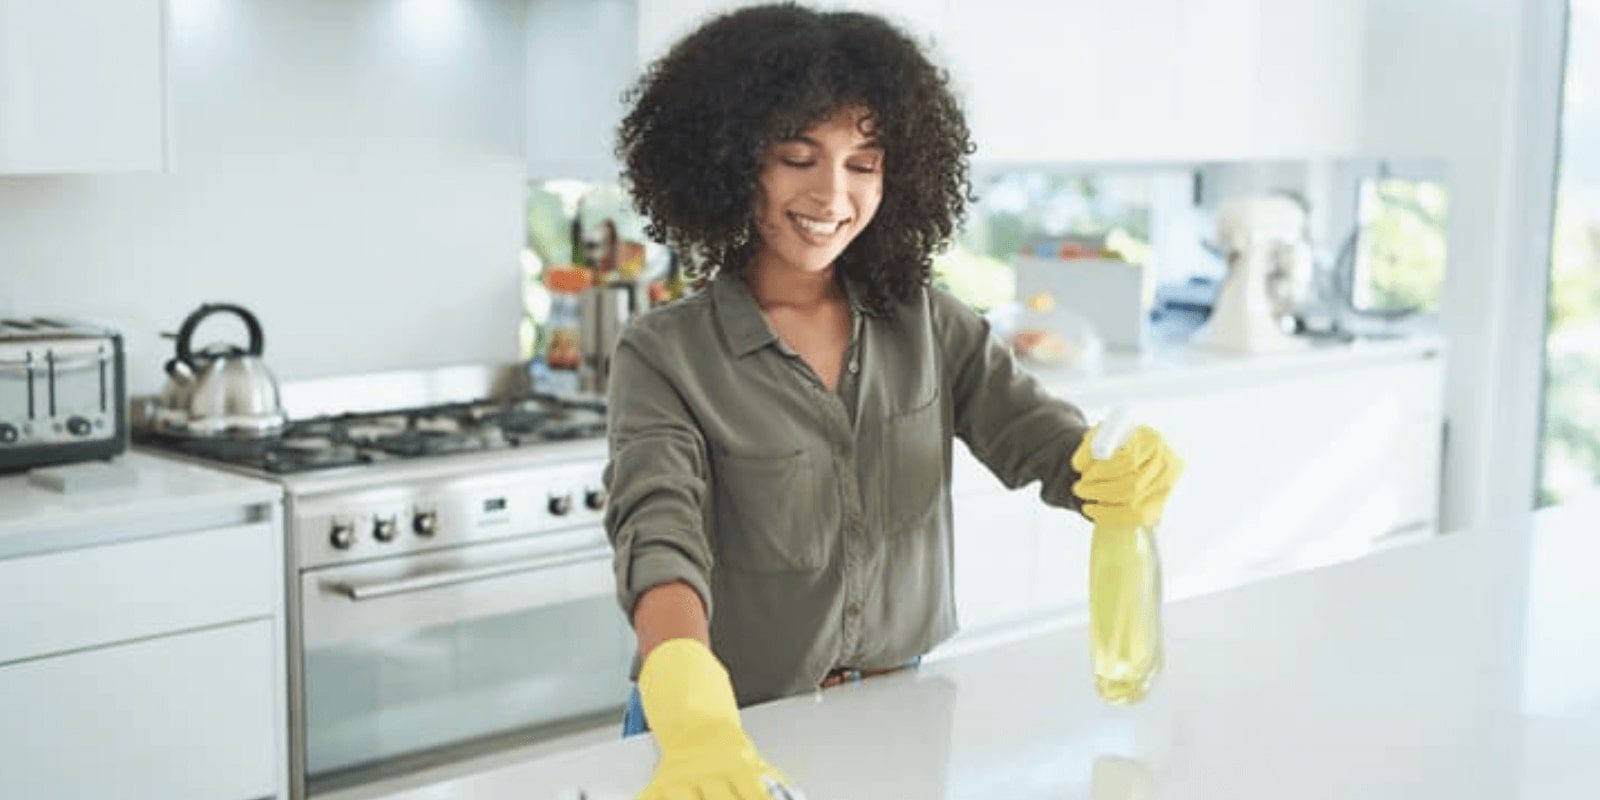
(605, 5, 1182, 797)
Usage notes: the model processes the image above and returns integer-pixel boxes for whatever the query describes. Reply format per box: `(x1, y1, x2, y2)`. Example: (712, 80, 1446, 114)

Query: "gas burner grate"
(135, 392, 607, 474)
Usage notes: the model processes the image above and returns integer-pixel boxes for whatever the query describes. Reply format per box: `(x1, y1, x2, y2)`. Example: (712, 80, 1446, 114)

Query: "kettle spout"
(163, 357, 195, 386)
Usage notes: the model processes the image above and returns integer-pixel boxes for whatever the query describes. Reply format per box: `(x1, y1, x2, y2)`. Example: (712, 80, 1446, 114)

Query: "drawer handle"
(332, 544, 613, 601)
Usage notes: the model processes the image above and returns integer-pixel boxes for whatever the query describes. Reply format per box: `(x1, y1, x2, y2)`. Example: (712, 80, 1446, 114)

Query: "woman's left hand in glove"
(1069, 424, 1184, 528)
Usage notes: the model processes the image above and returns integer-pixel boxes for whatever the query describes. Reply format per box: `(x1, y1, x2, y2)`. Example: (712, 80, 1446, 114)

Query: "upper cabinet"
(563, 0, 1366, 172)
(634, 0, 947, 67)
(1175, 0, 1366, 161)
(0, 0, 168, 175)
(947, 0, 1367, 164)
(945, 0, 1182, 164)
(543, 0, 947, 180)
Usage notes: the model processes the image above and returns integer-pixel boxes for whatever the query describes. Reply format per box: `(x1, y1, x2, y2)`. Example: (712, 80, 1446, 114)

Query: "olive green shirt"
(603, 273, 1089, 706)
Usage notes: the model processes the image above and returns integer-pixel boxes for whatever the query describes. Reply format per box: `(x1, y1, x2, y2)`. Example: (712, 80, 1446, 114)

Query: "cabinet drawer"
(0, 619, 278, 800)
(0, 521, 277, 664)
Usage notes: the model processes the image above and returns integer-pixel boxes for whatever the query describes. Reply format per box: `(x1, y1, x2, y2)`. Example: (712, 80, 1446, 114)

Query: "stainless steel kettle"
(154, 303, 287, 438)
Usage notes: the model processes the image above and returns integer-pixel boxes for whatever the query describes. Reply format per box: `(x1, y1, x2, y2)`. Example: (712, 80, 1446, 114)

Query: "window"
(1539, 0, 1600, 505)
(940, 169, 1189, 313)
(1350, 176, 1449, 314)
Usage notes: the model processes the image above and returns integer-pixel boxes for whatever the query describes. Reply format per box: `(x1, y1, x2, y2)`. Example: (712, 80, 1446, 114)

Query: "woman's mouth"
(787, 211, 848, 244)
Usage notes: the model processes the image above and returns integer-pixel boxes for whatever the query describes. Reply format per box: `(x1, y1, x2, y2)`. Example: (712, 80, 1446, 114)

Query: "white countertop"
(0, 451, 281, 558)
(1027, 333, 1445, 400)
(375, 491, 1600, 800)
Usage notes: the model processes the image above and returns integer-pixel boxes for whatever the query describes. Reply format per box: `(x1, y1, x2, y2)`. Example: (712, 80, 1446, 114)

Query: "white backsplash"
(0, 0, 531, 396)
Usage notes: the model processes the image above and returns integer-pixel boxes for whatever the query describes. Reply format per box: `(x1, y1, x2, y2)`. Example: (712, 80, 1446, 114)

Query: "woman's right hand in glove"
(637, 638, 797, 799)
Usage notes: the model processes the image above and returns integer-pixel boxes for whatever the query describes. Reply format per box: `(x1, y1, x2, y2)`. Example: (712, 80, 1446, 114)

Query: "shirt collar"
(712, 273, 778, 357)
(711, 270, 867, 358)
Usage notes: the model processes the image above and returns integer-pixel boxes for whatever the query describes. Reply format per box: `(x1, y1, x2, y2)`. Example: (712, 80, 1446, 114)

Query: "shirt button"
(845, 603, 861, 618)
(848, 360, 860, 374)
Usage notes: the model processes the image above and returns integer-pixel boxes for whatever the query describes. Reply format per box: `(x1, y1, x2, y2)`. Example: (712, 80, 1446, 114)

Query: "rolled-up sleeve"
(929, 287, 1090, 510)
(602, 328, 715, 622)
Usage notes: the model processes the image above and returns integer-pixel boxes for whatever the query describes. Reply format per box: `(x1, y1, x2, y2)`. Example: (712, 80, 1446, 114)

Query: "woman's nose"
(805, 165, 849, 206)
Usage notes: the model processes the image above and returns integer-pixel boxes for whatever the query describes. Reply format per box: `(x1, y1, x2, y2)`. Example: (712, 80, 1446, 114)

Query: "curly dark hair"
(616, 3, 974, 315)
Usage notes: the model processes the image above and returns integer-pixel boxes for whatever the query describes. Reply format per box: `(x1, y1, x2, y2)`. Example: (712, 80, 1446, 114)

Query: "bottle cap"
(1091, 406, 1137, 461)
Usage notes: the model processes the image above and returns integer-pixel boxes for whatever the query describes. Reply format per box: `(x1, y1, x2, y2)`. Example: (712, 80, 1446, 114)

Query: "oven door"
(297, 526, 633, 786)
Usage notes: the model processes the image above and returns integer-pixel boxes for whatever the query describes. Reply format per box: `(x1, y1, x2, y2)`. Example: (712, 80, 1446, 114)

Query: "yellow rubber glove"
(1069, 424, 1184, 528)
(637, 638, 794, 800)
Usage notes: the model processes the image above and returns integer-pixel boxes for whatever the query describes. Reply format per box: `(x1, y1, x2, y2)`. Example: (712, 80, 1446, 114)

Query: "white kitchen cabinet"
(1119, 354, 1444, 599)
(635, 0, 947, 68)
(548, 0, 948, 179)
(1255, 0, 1365, 159)
(566, 0, 1366, 170)
(0, 620, 279, 800)
(1171, 0, 1264, 159)
(0, 453, 287, 799)
(1173, 0, 1365, 160)
(940, 0, 1364, 164)
(946, 0, 1181, 165)
(950, 452, 1041, 631)
(0, 0, 168, 174)
(0, 520, 276, 664)
(946, 344, 1445, 643)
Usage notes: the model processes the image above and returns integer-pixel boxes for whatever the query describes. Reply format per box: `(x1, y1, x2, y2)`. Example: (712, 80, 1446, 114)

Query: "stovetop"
(133, 392, 607, 476)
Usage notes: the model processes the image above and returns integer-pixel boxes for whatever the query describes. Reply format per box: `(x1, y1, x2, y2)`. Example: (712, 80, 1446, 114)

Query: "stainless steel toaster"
(0, 318, 127, 472)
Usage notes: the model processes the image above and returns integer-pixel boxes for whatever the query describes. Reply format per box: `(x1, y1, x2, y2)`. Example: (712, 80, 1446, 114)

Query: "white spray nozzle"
(1091, 406, 1137, 461)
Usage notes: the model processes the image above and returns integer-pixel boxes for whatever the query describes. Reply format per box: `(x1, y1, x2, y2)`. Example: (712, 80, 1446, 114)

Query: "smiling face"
(750, 106, 885, 280)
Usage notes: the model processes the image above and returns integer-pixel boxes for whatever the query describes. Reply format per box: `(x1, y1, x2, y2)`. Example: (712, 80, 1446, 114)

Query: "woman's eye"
(780, 157, 814, 168)
(848, 162, 880, 174)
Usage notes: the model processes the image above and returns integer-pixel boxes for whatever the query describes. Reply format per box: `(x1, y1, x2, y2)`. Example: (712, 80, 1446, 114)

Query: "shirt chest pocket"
(710, 448, 839, 573)
(883, 394, 944, 535)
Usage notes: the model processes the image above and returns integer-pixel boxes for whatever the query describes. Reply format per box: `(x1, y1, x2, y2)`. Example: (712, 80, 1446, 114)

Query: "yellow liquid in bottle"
(1089, 523, 1165, 704)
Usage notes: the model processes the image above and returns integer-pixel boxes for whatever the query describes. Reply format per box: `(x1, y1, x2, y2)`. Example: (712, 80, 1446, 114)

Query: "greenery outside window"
(1538, 0, 1600, 505)
(1350, 177, 1449, 314)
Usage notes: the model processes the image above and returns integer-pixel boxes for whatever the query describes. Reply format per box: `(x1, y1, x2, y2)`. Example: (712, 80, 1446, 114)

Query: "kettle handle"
(175, 303, 266, 366)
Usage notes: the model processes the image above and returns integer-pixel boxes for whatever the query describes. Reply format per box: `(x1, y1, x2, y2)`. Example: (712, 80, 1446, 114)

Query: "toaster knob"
(0, 423, 17, 444)
(66, 416, 92, 437)
(584, 488, 607, 511)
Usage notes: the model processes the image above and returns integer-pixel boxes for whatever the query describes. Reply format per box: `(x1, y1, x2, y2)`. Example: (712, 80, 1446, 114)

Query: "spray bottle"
(1087, 407, 1165, 704)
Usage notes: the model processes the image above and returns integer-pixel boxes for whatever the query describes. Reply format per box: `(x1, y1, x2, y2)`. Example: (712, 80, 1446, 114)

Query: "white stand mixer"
(1196, 195, 1314, 353)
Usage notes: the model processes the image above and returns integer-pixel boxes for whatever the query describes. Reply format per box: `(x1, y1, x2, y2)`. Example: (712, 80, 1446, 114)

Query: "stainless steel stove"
(132, 364, 632, 799)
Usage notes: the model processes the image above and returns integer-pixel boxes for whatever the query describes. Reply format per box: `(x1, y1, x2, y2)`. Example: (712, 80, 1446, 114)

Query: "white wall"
(0, 0, 530, 396)
(1360, 0, 1567, 530)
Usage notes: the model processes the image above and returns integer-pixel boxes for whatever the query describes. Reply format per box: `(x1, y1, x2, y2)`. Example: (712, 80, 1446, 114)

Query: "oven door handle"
(333, 543, 613, 601)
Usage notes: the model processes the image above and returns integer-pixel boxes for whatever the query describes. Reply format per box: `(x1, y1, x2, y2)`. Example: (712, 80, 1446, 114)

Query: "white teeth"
(791, 213, 845, 237)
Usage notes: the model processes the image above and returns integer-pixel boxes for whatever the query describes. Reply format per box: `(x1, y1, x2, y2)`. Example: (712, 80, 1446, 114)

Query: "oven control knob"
(548, 494, 573, 517)
(0, 423, 17, 444)
(584, 488, 607, 511)
(65, 416, 93, 437)
(329, 520, 356, 550)
(413, 509, 438, 536)
(373, 516, 399, 543)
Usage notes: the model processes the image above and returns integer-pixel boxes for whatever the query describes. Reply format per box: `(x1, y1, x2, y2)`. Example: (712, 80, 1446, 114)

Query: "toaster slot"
(47, 350, 56, 418)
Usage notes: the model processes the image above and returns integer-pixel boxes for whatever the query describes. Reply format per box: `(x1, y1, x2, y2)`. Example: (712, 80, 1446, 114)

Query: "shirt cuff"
(617, 543, 714, 624)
